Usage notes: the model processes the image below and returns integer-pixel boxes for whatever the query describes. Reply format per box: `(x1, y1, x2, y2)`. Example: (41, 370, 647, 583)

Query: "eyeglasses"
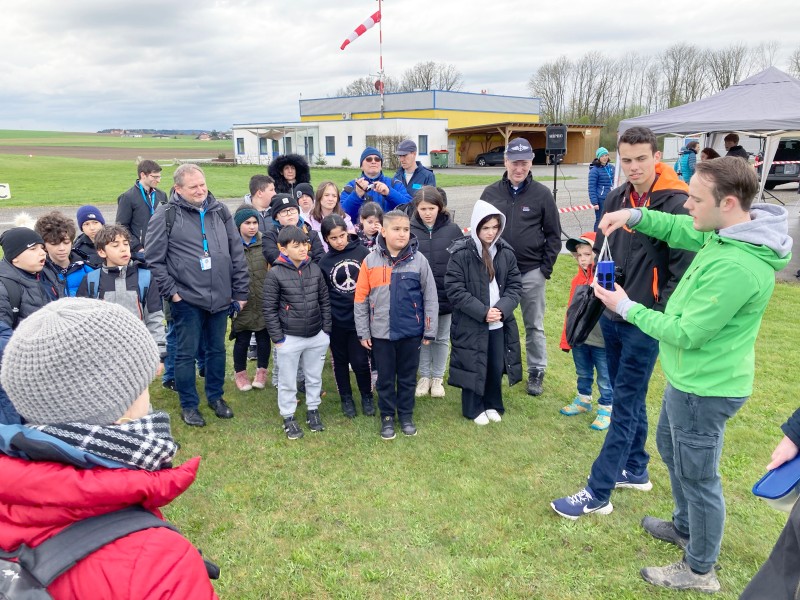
(147, 173, 162, 179)
(278, 207, 299, 216)
(363, 156, 381, 163)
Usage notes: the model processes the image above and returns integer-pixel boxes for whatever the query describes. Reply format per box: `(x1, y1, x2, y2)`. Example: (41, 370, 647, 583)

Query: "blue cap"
(76, 205, 106, 230)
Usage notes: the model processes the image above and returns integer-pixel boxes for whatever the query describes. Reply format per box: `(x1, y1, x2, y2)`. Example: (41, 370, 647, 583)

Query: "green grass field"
(0, 154, 550, 207)
(148, 256, 799, 599)
(0, 129, 231, 151)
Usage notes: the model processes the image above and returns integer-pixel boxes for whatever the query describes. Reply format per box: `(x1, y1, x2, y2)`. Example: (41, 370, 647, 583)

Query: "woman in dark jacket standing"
(268, 154, 311, 196)
(445, 200, 522, 425)
(410, 187, 464, 399)
(588, 147, 615, 232)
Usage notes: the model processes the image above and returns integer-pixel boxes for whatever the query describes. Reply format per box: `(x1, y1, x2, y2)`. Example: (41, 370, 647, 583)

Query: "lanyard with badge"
(199, 209, 212, 270)
(138, 182, 157, 215)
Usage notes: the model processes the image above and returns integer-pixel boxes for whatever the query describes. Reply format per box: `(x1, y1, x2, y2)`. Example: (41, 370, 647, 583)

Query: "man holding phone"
(341, 147, 411, 221)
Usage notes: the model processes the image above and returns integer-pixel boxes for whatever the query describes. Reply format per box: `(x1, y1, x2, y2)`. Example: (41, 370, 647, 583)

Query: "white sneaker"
(430, 377, 445, 398)
(415, 377, 431, 397)
(474, 412, 490, 425)
(485, 409, 502, 422)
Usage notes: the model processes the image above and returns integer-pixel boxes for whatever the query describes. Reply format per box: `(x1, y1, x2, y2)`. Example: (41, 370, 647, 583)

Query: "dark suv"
(474, 146, 505, 166)
(758, 138, 800, 189)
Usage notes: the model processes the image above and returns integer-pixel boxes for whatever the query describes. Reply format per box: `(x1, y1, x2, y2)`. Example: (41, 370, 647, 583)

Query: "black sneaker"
(526, 369, 545, 396)
(400, 419, 417, 436)
(361, 393, 376, 417)
(209, 399, 234, 419)
(380, 416, 396, 440)
(181, 408, 206, 427)
(341, 395, 357, 418)
(283, 416, 304, 440)
(162, 379, 176, 391)
(306, 409, 325, 432)
(641, 516, 689, 550)
(247, 344, 258, 361)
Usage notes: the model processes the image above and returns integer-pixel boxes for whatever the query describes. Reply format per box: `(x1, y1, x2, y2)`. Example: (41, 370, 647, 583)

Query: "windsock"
(340, 10, 381, 50)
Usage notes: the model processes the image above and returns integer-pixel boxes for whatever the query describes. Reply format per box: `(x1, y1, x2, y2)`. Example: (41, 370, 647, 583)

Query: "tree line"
(335, 61, 463, 96)
(529, 43, 800, 149)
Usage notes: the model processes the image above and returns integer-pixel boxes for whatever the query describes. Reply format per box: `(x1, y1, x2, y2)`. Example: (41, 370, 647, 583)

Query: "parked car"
(474, 146, 505, 166)
(533, 149, 563, 166)
(757, 138, 800, 189)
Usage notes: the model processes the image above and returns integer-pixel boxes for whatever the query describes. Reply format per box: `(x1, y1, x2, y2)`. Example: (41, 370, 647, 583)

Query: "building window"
(258, 137, 268, 155)
(236, 137, 245, 155)
(325, 136, 335, 156)
(418, 135, 429, 155)
(347, 135, 353, 147)
(284, 137, 292, 154)
(272, 139, 279, 154)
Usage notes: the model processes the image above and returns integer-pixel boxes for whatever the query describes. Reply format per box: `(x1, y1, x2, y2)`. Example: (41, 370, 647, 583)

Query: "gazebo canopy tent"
(618, 67, 800, 199)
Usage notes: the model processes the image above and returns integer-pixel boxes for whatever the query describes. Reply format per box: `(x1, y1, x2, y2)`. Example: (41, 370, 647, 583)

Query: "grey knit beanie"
(1, 297, 159, 425)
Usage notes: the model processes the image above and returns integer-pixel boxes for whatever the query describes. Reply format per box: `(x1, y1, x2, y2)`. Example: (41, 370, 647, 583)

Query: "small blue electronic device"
(596, 260, 616, 291)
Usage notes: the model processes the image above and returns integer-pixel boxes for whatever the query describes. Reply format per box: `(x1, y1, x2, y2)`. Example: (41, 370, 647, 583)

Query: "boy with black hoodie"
(76, 225, 166, 369)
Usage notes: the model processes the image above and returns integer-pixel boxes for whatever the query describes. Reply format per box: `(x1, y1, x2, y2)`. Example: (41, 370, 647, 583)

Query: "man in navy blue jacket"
(393, 139, 436, 197)
(341, 147, 411, 221)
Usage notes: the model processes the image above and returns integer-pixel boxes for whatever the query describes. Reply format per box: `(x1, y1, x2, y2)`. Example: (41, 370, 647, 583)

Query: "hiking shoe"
(526, 369, 545, 396)
(210, 399, 234, 419)
(283, 416, 304, 440)
(474, 411, 490, 426)
(485, 409, 502, 422)
(306, 409, 324, 432)
(400, 418, 417, 436)
(341, 395, 357, 419)
(162, 379, 176, 391)
(640, 559, 719, 593)
(234, 370, 252, 392)
(550, 487, 613, 520)
(380, 416, 396, 440)
(641, 516, 689, 550)
(561, 395, 592, 416)
(181, 408, 206, 427)
(361, 393, 376, 417)
(252, 368, 268, 389)
(591, 406, 612, 430)
(616, 469, 653, 491)
(430, 378, 445, 398)
(415, 377, 431, 397)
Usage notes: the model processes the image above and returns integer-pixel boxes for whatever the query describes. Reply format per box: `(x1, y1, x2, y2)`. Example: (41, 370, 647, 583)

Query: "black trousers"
(232, 329, 271, 372)
(461, 328, 505, 419)
(330, 325, 372, 398)
(372, 337, 421, 421)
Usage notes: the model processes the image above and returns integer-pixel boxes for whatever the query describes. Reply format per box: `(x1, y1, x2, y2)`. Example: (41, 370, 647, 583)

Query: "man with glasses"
(146, 164, 249, 427)
(116, 159, 167, 255)
(342, 147, 411, 221)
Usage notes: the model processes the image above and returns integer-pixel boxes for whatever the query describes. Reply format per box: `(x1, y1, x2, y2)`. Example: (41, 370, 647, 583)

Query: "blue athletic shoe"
(551, 487, 613, 520)
(615, 469, 653, 491)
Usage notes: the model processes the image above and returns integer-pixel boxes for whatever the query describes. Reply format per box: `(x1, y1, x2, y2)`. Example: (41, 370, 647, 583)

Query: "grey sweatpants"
(276, 331, 329, 417)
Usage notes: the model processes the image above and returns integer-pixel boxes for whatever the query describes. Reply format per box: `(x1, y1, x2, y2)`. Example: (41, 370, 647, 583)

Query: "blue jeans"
(572, 343, 612, 406)
(163, 317, 207, 383)
(171, 300, 228, 410)
(656, 384, 746, 573)
(587, 316, 659, 502)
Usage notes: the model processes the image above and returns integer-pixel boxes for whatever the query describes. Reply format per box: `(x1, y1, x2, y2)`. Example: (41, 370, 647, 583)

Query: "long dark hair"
(476, 214, 500, 281)
(412, 186, 449, 218)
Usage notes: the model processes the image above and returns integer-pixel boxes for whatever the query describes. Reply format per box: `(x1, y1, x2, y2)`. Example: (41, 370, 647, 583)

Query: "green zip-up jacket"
(625, 204, 792, 397)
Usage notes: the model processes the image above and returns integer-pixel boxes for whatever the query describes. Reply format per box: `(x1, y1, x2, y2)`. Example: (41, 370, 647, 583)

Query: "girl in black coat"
(445, 200, 522, 425)
(410, 186, 464, 399)
(268, 154, 311, 195)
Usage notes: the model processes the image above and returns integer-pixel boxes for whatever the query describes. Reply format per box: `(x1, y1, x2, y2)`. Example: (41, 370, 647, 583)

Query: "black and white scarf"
(32, 411, 178, 471)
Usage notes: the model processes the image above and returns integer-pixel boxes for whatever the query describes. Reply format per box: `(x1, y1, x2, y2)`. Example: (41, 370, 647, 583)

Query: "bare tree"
(788, 46, 800, 78)
(752, 41, 781, 71)
(527, 56, 571, 122)
(400, 61, 464, 91)
(335, 75, 400, 97)
(708, 44, 750, 92)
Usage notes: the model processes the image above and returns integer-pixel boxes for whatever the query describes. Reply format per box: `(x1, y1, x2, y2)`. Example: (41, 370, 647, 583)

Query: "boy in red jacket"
(559, 232, 613, 430)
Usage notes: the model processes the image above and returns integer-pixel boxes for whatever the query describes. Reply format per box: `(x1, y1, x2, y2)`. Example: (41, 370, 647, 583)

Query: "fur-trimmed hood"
(268, 153, 311, 194)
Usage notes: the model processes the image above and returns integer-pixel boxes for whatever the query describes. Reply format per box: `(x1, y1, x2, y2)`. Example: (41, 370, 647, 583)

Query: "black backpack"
(0, 277, 23, 330)
(0, 505, 219, 598)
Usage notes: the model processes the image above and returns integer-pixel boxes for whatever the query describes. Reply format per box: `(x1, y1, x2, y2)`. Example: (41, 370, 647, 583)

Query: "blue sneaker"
(616, 469, 653, 491)
(551, 487, 613, 520)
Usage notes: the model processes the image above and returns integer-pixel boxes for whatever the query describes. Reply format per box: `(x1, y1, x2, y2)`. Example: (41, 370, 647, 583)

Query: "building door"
(304, 136, 314, 160)
(448, 139, 456, 166)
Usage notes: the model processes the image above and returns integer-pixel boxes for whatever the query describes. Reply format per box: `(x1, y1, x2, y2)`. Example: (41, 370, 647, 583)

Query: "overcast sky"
(0, 0, 796, 132)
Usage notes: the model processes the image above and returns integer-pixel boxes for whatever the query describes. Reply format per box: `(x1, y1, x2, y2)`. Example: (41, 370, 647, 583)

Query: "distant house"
(108, 129, 124, 135)
(196, 133, 211, 141)
(152, 133, 171, 138)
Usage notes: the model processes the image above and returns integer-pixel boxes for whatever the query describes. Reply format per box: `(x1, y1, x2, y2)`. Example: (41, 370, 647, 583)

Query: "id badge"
(200, 255, 212, 271)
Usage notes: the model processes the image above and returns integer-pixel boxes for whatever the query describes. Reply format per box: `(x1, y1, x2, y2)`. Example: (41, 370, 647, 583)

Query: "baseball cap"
(505, 138, 534, 161)
(395, 140, 417, 156)
(565, 231, 596, 253)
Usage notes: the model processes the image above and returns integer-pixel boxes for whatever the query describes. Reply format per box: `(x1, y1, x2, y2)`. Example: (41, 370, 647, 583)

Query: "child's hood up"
(469, 200, 505, 256)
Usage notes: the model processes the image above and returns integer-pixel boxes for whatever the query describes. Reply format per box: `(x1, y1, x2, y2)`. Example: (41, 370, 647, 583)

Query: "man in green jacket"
(594, 157, 792, 594)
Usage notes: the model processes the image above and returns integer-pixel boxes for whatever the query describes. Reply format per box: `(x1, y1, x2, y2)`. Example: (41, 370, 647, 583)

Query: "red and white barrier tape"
(558, 204, 594, 214)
